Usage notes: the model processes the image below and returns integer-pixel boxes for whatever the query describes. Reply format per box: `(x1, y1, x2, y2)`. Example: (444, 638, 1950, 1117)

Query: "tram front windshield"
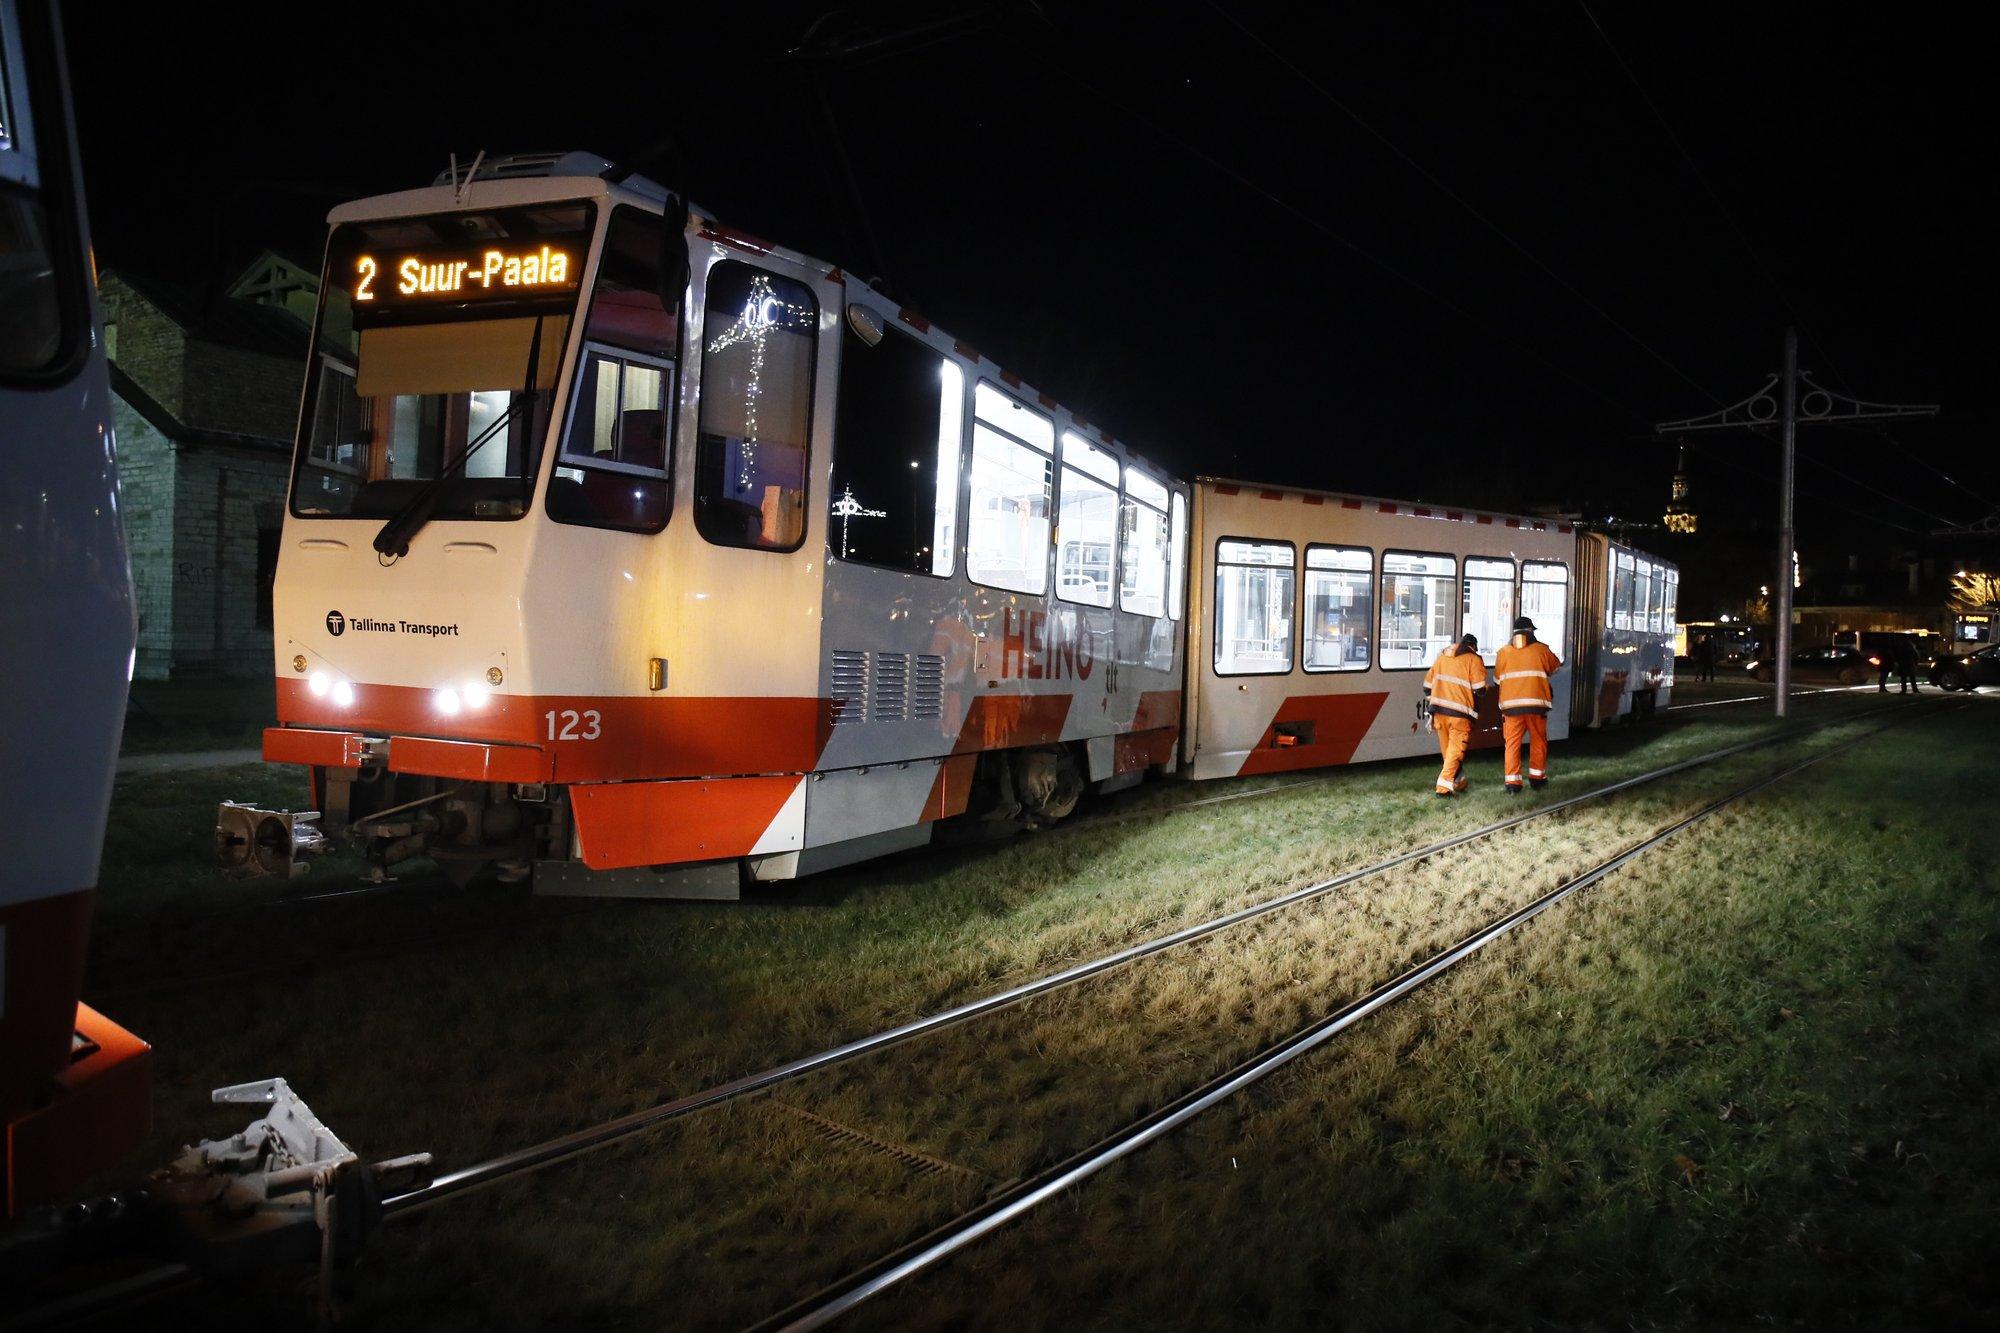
(291, 203, 593, 520)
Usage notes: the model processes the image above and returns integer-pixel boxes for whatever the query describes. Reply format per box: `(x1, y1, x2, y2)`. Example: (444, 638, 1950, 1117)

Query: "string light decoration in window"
(695, 261, 818, 551)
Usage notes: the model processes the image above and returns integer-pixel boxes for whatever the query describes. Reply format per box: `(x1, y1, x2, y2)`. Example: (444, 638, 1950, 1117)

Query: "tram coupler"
(214, 802, 327, 878)
(149, 1078, 431, 1293)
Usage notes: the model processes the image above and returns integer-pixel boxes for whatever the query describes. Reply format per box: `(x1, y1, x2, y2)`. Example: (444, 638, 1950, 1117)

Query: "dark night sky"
(70, 2, 1994, 566)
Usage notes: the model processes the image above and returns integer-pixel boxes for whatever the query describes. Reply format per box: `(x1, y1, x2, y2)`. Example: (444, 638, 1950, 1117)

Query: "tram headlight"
(309, 671, 331, 698)
(331, 680, 355, 707)
(461, 680, 490, 709)
(435, 687, 462, 715)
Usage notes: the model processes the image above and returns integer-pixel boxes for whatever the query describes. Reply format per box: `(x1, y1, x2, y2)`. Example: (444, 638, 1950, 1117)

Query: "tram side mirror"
(846, 304, 884, 347)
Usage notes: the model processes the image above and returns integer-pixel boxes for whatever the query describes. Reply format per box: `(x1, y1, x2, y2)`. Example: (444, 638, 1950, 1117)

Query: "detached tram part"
(754, 702, 1953, 1331)
(378, 702, 1906, 1219)
(2, 1078, 432, 1328)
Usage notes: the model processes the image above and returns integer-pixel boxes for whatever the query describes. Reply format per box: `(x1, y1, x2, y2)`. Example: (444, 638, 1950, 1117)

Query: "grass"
(121, 677, 274, 754)
(874, 701, 2000, 1329)
(56, 690, 1994, 1328)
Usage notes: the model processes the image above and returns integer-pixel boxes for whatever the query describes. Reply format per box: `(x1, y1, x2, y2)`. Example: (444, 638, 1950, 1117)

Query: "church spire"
(1664, 441, 1697, 534)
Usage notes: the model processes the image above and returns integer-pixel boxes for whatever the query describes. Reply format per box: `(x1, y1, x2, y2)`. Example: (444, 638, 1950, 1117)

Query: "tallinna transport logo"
(326, 610, 346, 636)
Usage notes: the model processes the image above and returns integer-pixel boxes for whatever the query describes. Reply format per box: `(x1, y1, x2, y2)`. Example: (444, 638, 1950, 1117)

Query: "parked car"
(1929, 643, 2000, 692)
(1833, 630, 1938, 670)
(1746, 645, 1875, 685)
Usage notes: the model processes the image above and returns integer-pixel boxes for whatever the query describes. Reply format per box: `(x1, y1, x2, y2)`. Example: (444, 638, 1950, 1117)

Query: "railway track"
(753, 698, 1956, 1330)
(91, 691, 1881, 1003)
(376, 697, 1911, 1218)
(106, 683, 1871, 956)
(18, 699, 1937, 1328)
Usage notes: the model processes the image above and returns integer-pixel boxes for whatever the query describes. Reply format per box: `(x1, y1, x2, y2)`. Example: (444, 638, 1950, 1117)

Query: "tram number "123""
(545, 709, 602, 741)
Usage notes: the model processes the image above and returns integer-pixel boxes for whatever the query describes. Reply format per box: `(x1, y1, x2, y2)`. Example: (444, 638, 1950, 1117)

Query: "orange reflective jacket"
(1496, 637, 1562, 713)
(1424, 645, 1487, 717)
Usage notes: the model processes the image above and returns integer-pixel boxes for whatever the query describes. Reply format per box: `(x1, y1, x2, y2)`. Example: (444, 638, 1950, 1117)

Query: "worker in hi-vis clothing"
(1422, 632, 1488, 796)
(1495, 615, 1563, 794)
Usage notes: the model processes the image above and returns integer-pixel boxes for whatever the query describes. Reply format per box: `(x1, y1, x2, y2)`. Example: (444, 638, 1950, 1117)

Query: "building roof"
(109, 361, 289, 453)
(107, 268, 313, 359)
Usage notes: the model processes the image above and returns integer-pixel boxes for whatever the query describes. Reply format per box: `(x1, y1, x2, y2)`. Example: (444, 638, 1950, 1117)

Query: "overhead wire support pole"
(1655, 333, 1939, 719)
(1778, 328, 1797, 716)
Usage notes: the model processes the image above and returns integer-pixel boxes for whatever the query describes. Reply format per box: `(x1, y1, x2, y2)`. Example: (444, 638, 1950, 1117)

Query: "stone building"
(103, 252, 317, 678)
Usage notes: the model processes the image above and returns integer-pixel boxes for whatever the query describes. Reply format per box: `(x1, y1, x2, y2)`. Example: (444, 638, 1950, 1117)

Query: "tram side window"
(0, 8, 76, 378)
(1612, 549, 1636, 631)
(551, 207, 679, 533)
(1215, 540, 1295, 675)
(1303, 545, 1372, 672)
(1380, 551, 1456, 669)
(1056, 431, 1117, 606)
(966, 383, 1053, 594)
(1462, 556, 1515, 664)
(695, 261, 818, 551)
(1121, 466, 1170, 617)
(830, 319, 960, 575)
(1521, 561, 1569, 656)
(1664, 569, 1679, 631)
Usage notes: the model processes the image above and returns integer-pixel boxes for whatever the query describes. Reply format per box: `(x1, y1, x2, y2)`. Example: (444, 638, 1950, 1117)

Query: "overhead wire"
(1574, 1, 1851, 386)
(1001, 29, 1655, 429)
(1794, 446, 1966, 528)
(1198, 0, 1728, 410)
(1678, 434, 1922, 535)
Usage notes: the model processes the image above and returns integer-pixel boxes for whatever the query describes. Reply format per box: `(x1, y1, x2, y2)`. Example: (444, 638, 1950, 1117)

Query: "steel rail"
(380, 700, 1906, 1218)
(1666, 683, 1875, 711)
(755, 701, 1950, 1331)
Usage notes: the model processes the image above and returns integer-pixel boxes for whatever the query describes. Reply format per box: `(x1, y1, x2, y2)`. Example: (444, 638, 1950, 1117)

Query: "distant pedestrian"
(1423, 633, 1488, 796)
(1894, 636, 1921, 694)
(1876, 642, 1895, 693)
(1696, 633, 1718, 682)
(1496, 617, 1563, 794)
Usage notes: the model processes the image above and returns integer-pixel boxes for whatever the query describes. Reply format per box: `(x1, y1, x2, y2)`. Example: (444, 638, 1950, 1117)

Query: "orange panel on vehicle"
(1238, 692, 1391, 776)
(1131, 689, 1182, 731)
(568, 775, 802, 870)
(263, 726, 364, 769)
(388, 736, 552, 783)
(919, 754, 980, 822)
(952, 694, 1073, 753)
(6, 1005, 151, 1219)
(274, 679, 831, 781)
(1115, 727, 1179, 774)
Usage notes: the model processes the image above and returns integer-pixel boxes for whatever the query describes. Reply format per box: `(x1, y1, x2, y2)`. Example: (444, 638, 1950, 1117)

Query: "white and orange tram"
(234, 151, 1676, 896)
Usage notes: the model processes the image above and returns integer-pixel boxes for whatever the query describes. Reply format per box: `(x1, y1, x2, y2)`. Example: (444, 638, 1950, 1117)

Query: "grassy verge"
(67, 691, 1964, 1327)
(876, 701, 2000, 1328)
(121, 677, 274, 755)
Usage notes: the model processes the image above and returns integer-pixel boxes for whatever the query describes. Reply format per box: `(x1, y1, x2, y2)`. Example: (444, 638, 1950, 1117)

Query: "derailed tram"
(226, 151, 1677, 896)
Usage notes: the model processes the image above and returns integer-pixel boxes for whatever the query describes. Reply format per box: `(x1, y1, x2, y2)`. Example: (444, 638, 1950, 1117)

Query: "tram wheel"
(1013, 746, 1084, 824)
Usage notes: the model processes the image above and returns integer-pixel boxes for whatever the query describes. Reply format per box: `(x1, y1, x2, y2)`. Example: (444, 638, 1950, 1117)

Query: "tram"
(230, 151, 1677, 896)
(0, 0, 149, 1217)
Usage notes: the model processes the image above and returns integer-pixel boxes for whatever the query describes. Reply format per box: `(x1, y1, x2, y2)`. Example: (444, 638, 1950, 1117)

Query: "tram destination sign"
(349, 242, 579, 308)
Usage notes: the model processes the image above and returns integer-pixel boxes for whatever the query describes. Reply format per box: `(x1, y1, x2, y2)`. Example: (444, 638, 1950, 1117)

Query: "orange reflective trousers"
(1434, 715, 1472, 793)
(1502, 712, 1550, 788)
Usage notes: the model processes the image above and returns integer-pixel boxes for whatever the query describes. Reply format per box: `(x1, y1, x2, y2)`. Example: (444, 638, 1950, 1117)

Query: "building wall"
(166, 445, 292, 677)
(111, 396, 177, 680)
(182, 340, 307, 441)
(99, 278, 188, 419)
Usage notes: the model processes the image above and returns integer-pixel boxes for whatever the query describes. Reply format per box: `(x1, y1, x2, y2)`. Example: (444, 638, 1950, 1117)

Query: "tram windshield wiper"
(372, 316, 548, 559)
